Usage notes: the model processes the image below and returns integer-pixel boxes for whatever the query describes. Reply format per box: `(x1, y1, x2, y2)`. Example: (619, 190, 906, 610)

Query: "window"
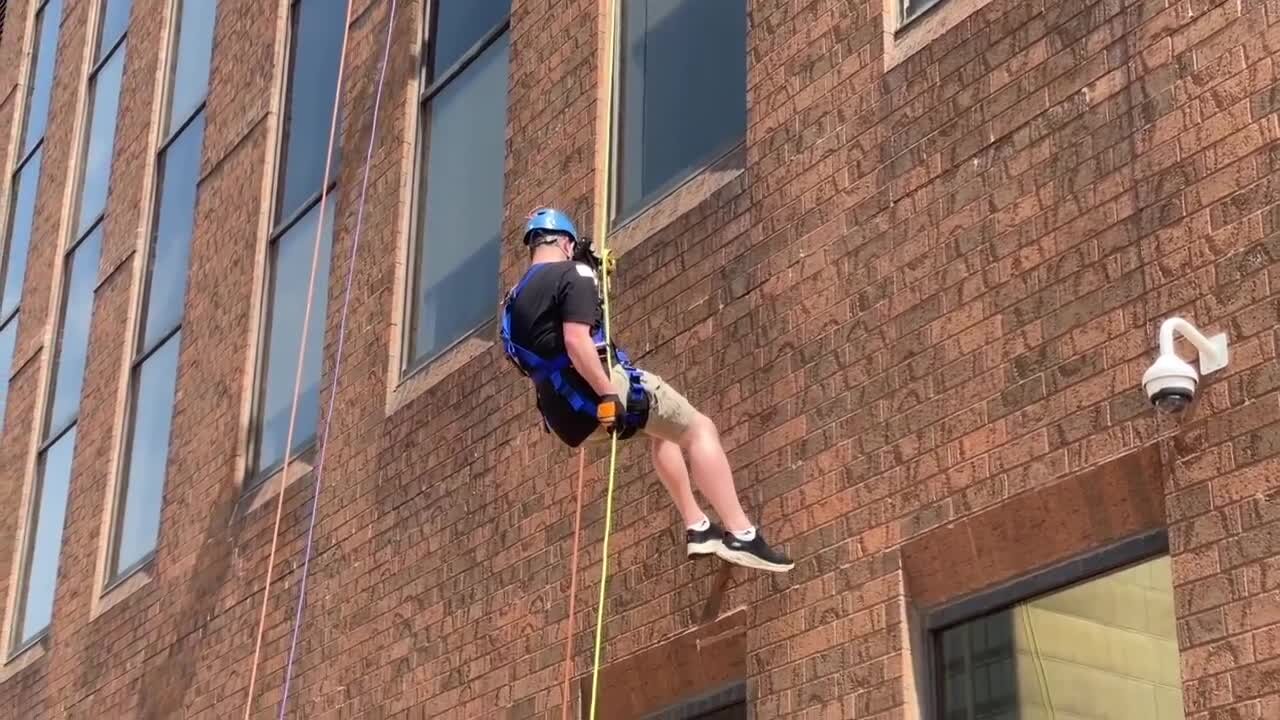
(405, 0, 510, 370)
(250, 0, 344, 481)
(14, 427, 76, 647)
(0, 150, 40, 432)
(108, 0, 216, 583)
(0, 0, 64, 434)
(0, 321, 14, 430)
(21, 0, 62, 156)
(77, 40, 126, 237)
(14, 230, 102, 651)
(11, 0, 127, 653)
(613, 0, 746, 222)
(936, 555, 1185, 720)
(44, 230, 102, 439)
(900, 0, 943, 25)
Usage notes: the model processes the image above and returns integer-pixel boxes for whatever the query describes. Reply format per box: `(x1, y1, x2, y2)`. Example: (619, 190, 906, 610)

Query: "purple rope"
(277, 0, 398, 716)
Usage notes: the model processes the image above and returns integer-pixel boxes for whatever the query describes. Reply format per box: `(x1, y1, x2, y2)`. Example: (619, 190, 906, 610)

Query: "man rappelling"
(502, 208, 793, 573)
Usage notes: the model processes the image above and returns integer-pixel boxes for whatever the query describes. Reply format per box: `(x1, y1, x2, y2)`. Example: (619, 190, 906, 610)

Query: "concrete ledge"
(0, 637, 45, 685)
(580, 607, 748, 719)
(902, 444, 1167, 609)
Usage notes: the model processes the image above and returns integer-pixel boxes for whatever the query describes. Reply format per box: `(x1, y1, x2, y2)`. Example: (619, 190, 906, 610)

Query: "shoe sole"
(687, 539, 723, 557)
(715, 546, 795, 573)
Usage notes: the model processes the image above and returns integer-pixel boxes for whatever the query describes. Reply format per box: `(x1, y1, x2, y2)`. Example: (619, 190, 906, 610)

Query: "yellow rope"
(586, 1, 619, 718)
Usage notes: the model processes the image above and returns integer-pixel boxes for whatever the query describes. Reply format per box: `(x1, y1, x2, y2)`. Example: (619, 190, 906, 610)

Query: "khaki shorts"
(586, 365, 699, 444)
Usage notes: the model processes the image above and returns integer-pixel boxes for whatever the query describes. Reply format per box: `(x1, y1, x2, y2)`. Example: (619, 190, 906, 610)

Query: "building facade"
(0, 0, 1278, 717)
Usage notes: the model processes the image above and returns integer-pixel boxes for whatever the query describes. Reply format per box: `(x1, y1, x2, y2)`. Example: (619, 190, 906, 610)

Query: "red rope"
(242, 1, 354, 716)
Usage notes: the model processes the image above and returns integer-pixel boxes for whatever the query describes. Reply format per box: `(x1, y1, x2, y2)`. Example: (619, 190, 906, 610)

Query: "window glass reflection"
(114, 335, 181, 576)
(938, 557, 1185, 720)
(17, 427, 77, 646)
(77, 49, 126, 235)
(410, 33, 508, 364)
(256, 200, 334, 475)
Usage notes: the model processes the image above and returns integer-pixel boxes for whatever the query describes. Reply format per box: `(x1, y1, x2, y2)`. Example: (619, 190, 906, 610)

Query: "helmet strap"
(527, 231, 574, 260)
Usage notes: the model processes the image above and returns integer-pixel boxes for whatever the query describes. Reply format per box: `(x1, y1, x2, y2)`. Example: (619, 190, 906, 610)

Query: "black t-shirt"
(507, 260, 606, 446)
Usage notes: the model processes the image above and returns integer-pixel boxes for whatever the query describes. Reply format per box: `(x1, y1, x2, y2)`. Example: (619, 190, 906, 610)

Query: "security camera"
(1141, 317, 1228, 415)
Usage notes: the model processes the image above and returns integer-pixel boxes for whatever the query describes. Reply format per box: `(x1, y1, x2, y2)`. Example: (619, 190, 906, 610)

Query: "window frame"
(400, 0, 511, 378)
(39, 224, 101, 445)
(925, 529, 1172, 716)
(72, 7, 128, 245)
(0, 149, 41, 434)
(10, 427, 76, 657)
(12, 226, 103, 656)
(607, 0, 748, 229)
(105, 0, 214, 587)
(9, 0, 126, 656)
(245, 0, 345, 488)
(1, 0, 64, 436)
(247, 185, 335, 486)
(0, 147, 43, 326)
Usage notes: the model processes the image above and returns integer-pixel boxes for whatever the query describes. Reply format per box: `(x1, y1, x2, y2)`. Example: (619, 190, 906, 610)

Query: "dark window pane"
(616, 0, 746, 219)
(113, 332, 180, 577)
(255, 198, 334, 475)
(77, 47, 126, 235)
(166, 0, 216, 135)
(0, 317, 15, 432)
(276, 0, 344, 222)
(98, 0, 132, 58)
(430, 0, 509, 79)
(936, 557, 1185, 720)
(22, 0, 64, 154)
(142, 113, 203, 351)
(46, 228, 102, 437)
(2, 149, 43, 318)
(902, 0, 943, 23)
(410, 32, 508, 365)
(17, 426, 76, 647)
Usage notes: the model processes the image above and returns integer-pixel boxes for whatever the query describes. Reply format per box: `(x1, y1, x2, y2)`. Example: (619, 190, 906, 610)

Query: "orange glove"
(596, 394, 623, 433)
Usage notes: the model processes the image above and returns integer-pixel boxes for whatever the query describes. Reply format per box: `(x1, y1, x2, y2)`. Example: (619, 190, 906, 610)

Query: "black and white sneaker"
(717, 530, 794, 573)
(687, 522, 725, 558)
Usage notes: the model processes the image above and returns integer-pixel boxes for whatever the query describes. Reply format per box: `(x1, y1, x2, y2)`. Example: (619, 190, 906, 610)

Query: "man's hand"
(596, 393, 623, 433)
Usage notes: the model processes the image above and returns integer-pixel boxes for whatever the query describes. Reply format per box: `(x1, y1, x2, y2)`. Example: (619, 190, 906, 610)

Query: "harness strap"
(503, 264, 650, 431)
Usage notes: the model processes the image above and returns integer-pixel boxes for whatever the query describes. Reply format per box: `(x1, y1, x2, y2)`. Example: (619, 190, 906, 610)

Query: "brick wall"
(0, 0, 1277, 718)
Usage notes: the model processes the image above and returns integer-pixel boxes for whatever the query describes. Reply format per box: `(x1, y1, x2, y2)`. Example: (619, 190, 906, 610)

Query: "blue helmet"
(523, 207, 579, 246)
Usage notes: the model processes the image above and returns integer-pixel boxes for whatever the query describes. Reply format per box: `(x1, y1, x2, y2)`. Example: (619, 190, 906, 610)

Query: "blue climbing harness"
(501, 263, 650, 437)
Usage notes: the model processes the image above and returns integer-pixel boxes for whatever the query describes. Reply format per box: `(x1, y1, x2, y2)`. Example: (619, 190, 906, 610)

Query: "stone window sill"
(388, 324, 495, 417)
(0, 635, 47, 684)
(239, 449, 316, 517)
(91, 562, 154, 621)
(607, 143, 746, 259)
(883, 0, 998, 70)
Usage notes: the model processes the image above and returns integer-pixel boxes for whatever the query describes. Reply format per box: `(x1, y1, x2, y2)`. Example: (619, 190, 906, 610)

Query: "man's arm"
(563, 321, 615, 397)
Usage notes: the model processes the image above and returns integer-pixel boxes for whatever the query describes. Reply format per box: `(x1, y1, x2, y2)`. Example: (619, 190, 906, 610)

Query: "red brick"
(1182, 634, 1256, 680)
(1226, 593, 1280, 634)
(1255, 625, 1280, 660)
(0, 1, 1276, 717)
(1230, 656, 1280, 700)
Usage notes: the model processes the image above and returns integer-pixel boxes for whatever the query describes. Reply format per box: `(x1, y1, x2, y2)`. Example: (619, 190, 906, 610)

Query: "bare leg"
(650, 437, 704, 527)
(681, 414, 752, 533)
